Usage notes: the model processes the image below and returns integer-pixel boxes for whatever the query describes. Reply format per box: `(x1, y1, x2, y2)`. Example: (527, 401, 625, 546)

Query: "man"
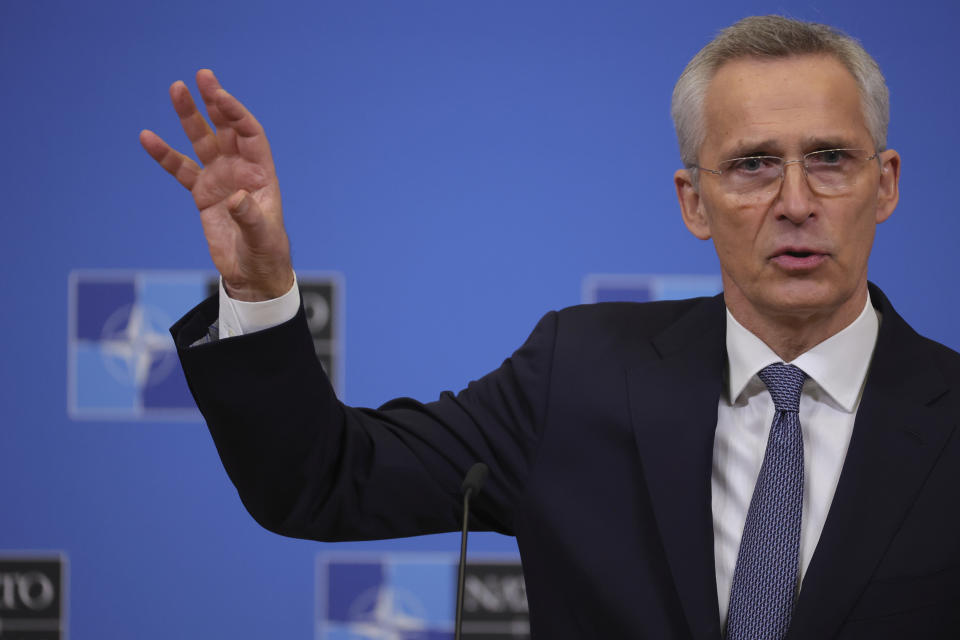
(142, 15, 960, 639)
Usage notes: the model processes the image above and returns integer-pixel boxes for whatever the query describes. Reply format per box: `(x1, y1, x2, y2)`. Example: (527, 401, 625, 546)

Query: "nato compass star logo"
(346, 585, 431, 639)
(68, 271, 206, 420)
(98, 302, 178, 391)
(68, 270, 343, 421)
(317, 554, 456, 640)
(316, 553, 531, 640)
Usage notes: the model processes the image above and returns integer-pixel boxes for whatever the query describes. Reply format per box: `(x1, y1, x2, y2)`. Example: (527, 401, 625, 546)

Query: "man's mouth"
(770, 247, 828, 270)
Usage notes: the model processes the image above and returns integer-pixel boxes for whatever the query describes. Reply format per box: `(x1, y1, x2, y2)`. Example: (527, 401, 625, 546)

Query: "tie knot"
(757, 363, 807, 412)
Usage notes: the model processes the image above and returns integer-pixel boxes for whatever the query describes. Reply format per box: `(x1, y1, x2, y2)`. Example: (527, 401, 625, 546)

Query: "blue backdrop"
(2, 1, 959, 637)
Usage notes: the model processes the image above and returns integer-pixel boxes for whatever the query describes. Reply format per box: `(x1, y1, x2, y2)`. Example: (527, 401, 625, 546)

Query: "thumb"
(225, 189, 275, 250)
(225, 189, 262, 228)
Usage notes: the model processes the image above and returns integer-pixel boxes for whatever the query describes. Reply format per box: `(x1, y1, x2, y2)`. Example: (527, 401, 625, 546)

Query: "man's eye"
(730, 157, 774, 172)
(810, 149, 846, 165)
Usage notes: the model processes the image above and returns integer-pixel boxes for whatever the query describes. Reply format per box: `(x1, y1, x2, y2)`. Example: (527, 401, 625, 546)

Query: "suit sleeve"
(171, 296, 558, 542)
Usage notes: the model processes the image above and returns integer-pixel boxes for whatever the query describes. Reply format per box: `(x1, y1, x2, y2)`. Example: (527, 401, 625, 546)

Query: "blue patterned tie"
(726, 363, 807, 640)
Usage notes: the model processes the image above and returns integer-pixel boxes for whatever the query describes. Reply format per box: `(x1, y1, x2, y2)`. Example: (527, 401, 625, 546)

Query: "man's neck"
(723, 285, 870, 362)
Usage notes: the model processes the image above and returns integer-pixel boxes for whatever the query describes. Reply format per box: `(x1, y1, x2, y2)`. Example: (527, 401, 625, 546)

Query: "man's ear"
(875, 149, 900, 224)
(675, 168, 712, 240)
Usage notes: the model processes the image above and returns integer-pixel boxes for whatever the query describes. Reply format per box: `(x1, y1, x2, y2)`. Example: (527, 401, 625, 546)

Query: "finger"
(196, 69, 274, 168)
(214, 88, 265, 138)
(196, 69, 231, 128)
(139, 129, 202, 191)
(169, 80, 219, 166)
(195, 69, 238, 155)
(215, 88, 274, 167)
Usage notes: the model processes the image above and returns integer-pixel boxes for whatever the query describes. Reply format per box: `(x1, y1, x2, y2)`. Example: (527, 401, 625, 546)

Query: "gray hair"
(671, 15, 889, 168)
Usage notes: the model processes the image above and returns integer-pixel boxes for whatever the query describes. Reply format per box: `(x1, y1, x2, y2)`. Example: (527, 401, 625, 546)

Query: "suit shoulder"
(918, 334, 960, 382)
(552, 296, 716, 338)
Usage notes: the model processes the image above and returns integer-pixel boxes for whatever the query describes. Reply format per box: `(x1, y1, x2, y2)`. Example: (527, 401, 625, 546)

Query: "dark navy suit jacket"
(172, 283, 960, 638)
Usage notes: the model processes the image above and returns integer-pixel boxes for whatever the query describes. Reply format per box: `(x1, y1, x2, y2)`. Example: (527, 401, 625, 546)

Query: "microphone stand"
(455, 463, 488, 640)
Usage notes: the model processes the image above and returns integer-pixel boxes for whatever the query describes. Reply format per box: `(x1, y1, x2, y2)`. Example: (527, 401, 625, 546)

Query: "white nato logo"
(346, 585, 429, 639)
(68, 270, 208, 420)
(99, 303, 176, 388)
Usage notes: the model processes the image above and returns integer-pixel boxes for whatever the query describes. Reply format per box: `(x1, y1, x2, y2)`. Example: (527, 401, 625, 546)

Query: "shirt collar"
(725, 293, 879, 412)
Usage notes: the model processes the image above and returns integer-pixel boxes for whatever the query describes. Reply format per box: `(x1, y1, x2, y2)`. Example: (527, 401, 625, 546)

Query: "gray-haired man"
(145, 15, 959, 639)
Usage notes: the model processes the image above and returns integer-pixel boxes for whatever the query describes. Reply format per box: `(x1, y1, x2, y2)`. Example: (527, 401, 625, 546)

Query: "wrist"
(223, 268, 295, 302)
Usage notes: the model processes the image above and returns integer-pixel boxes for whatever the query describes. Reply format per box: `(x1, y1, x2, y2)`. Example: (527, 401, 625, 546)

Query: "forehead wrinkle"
(700, 55, 869, 163)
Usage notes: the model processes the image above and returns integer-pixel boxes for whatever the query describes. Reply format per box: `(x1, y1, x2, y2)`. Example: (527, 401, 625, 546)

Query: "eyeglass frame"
(687, 148, 881, 198)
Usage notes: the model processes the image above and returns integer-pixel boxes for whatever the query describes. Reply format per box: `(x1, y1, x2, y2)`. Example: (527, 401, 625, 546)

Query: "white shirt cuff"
(217, 274, 301, 339)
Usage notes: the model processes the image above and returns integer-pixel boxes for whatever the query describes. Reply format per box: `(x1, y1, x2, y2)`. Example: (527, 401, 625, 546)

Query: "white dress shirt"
(713, 297, 879, 623)
(218, 280, 880, 625)
(216, 275, 301, 339)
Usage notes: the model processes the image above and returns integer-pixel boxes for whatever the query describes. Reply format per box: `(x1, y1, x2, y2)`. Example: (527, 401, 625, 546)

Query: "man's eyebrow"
(723, 139, 781, 158)
(800, 135, 860, 150)
(722, 136, 861, 158)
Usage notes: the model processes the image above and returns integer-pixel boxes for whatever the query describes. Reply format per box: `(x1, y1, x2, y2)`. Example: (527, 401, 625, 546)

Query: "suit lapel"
(628, 294, 726, 640)
(788, 286, 957, 639)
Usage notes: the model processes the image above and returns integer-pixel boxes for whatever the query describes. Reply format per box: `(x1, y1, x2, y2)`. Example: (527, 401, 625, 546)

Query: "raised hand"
(140, 69, 294, 301)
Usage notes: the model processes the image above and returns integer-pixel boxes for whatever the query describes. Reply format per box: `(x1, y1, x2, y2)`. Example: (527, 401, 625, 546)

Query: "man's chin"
(723, 271, 862, 319)
(750, 280, 865, 321)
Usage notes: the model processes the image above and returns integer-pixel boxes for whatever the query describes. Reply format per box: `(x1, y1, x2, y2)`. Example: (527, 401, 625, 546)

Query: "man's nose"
(774, 160, 816, 223)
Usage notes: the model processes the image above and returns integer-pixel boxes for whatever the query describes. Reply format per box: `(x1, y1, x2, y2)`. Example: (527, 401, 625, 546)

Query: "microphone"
(455, 462, 489, 640)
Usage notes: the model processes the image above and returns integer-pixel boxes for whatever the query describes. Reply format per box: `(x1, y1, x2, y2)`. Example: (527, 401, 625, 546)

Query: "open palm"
(140, 69, 293, 301)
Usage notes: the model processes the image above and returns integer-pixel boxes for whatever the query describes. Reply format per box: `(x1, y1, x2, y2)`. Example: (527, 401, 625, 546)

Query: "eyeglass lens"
(716, 149, 874, 199)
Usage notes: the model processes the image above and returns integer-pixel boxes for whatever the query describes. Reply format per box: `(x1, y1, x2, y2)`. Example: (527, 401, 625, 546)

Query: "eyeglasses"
(691, 149, 879, 201)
